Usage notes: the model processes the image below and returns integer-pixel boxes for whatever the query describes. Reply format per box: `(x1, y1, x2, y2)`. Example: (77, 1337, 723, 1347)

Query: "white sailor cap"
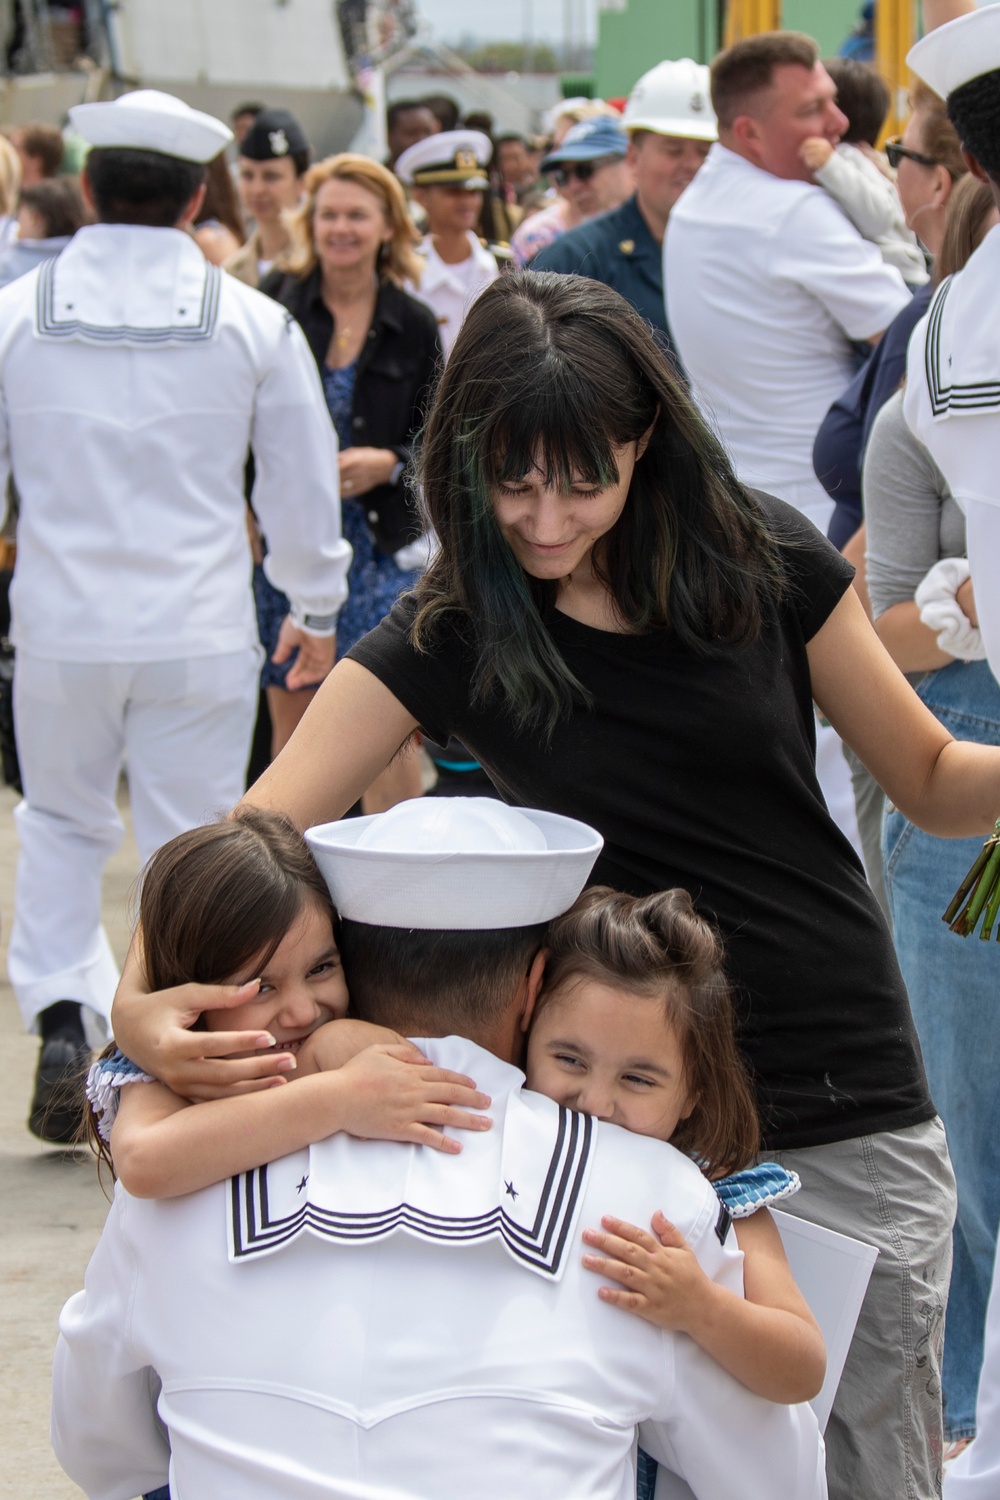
(395, 129, 492, 190)
(908, 6, 1000, 101)
(306, 796, 602, 930)
(69, 89, 232, 164)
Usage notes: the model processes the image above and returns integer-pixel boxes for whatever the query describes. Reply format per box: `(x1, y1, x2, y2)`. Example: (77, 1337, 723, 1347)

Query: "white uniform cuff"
(289, 605, 338, 638)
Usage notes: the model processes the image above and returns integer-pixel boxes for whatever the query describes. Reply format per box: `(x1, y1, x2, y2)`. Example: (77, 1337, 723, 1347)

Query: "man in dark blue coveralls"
(530, 59, 717, 360)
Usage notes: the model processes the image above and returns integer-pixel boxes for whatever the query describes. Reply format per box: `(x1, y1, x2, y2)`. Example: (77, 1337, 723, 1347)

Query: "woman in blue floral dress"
(257, 153, 441, 796)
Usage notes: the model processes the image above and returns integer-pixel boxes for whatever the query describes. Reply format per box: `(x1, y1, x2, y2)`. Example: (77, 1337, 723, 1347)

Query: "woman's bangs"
(486, 388, 622, 493)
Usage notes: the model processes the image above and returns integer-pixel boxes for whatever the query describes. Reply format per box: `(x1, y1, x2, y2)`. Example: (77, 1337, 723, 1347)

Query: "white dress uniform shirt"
(903, 224, 1000, 681)
(0, 222, 352, 662)
(410, 231, 499, 360)
(53, 1036, 826, 1500)
(665, 144, 910, 531)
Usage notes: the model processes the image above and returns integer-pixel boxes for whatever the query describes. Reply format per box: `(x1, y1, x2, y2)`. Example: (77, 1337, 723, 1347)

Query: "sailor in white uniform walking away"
(0, 90, 351, 1142)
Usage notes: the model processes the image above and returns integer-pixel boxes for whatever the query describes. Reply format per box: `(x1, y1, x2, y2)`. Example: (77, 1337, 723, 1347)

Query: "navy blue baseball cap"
(540, 117, 628, 172)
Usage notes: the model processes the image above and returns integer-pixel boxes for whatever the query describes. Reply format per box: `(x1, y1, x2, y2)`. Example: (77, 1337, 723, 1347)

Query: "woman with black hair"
(114, 271, 1000, 1500)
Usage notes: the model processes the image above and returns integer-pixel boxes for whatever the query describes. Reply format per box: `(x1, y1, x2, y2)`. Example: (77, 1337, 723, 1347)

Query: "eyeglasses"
(885, 136, 941, 170)
(551, 155, 621, 186)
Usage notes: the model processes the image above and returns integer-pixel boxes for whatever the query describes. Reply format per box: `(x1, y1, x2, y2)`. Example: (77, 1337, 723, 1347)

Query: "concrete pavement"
(0, 780, 138, 1500)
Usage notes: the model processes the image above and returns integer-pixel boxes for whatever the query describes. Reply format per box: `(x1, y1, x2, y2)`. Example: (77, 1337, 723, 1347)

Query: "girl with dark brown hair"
(525, 886, 825, 1415)
(85, 807, 489, 1194)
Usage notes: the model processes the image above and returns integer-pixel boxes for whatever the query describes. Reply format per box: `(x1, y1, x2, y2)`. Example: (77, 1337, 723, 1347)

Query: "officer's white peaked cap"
(70, 89, 232, 163)
(623, 59, 717, 142)
(395, 129, 492, 189)
(306, 796, 603, 930)
(908, 5, 1000, 101)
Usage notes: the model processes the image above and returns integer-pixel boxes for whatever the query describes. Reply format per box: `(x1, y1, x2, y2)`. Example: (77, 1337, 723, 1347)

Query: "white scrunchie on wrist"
(915, 557, 987, 661)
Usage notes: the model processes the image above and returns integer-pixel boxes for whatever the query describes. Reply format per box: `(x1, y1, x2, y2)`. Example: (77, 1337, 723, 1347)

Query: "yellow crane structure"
(722, 0, 917, 138)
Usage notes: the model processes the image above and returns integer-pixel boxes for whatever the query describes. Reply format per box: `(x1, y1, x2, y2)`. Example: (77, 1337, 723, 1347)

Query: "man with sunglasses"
(512, 117, 630, 267)
(530, 60, 715, 357)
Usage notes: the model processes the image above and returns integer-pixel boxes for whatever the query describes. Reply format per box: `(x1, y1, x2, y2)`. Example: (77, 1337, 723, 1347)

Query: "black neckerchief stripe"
(230, 1105, 595, 1278)
(926, 274, 1000, 416)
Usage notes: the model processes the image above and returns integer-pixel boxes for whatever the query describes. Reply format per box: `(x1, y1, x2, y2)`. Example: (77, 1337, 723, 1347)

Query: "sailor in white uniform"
(3, 91, 351, 1140)
(396, 130, 500, 360)
(902, 8, 1000, 683)
(52, 798, 825, 1500)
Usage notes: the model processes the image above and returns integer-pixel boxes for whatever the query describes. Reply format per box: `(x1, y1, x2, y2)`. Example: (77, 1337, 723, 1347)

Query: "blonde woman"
(0, 133, 22, 252)
(258, 155, 441, 801)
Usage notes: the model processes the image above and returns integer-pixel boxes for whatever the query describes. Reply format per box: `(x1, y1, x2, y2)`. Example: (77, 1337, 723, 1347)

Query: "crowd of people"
(3, 4, 1000, 1498)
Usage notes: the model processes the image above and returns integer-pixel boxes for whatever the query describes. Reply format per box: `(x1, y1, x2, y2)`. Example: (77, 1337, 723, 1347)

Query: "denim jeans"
(883, 659, 1000, 1440)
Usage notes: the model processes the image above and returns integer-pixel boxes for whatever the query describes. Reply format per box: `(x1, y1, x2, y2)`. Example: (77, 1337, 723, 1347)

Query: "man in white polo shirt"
(665, 30, 910, 534)
(52, 799, 826, 1500)
(665, 30, 910, 854)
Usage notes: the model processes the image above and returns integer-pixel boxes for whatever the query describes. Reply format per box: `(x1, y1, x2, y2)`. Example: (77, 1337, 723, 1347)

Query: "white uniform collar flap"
(228, 1038, 597, 1281)
(923, 226, 1000, 419)
(34, 224, 221, 347)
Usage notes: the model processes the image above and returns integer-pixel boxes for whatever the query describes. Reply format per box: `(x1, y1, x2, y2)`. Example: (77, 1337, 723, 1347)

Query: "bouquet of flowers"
(944, 820, 1000, 939)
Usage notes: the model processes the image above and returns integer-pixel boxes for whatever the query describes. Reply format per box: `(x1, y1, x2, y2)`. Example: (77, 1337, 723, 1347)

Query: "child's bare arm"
(108, 1040, 493, 1199)
(582, 1208, 826, 1404)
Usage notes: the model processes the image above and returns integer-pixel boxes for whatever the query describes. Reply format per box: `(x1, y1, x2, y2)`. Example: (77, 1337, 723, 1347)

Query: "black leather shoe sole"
(28, 1034, 91, 1145)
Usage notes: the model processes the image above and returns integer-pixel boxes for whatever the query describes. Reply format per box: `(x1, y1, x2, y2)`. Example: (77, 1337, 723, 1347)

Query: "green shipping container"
(595, 0, 867, 100)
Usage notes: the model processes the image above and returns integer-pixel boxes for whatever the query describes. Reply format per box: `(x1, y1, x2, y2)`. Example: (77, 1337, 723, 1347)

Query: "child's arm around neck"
(107, 1020, 493, 1198)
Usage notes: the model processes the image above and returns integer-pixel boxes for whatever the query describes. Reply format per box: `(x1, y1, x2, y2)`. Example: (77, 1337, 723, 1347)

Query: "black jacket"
(261, 267, 442, 555)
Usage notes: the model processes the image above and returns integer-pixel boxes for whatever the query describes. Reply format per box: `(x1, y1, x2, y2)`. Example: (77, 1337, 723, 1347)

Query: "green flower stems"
(944, 821, 1000, 939)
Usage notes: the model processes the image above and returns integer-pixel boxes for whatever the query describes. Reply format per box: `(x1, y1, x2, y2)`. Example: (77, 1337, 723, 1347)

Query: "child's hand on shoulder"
(295, 1017, 411, 1076)
(581, 1210, 714, 1334)
(334, 1042, 494, 1154)
(799, 136, 833, 172)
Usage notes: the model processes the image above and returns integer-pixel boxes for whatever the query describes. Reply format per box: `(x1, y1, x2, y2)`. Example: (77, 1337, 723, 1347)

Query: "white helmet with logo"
(622, 58, 717, 141)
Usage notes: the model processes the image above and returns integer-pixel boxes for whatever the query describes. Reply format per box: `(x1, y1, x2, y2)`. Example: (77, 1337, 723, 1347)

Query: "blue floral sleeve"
(712, 1162, 801, 1219)
(85, 1048, 156, 1141)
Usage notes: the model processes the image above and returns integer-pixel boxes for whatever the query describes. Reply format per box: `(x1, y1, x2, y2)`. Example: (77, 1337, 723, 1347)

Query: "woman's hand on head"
(111, 957, 299, 1102)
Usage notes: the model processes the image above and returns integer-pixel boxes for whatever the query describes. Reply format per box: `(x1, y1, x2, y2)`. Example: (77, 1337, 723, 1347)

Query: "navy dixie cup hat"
(240, 107, 310, 161)
(540, 117, 628, 173)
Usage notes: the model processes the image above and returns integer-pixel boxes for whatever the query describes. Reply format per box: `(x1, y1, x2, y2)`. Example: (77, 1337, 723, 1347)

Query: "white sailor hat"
(395, 129, 492, 189)
(69, 89, 232, 164)
(306, 796, 602, 930)
(908, 5, 1000, 101)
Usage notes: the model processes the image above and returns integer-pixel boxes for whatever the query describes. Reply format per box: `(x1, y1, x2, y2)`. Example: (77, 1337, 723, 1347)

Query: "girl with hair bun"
(527, 886, 825, 1404)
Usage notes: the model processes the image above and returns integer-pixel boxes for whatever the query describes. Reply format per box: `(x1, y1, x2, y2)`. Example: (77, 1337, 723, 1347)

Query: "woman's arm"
(808, 585, 1000, 834)
(582, 1210, 826, 1404)
(875, 600, 954, 673)
(244, 658, 419, 829)
(109, 1032, 492, 1198)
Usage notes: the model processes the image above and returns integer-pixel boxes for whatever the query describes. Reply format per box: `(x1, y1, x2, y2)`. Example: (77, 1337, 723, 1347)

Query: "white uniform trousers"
(9, 648, 261, 1031)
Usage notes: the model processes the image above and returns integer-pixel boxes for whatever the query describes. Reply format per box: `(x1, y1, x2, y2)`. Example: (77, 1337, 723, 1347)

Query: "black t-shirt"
(349, 495, 932, 1150)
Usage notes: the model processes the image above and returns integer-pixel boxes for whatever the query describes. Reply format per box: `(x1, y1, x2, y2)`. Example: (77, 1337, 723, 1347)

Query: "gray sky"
(414, 0, 597, 47)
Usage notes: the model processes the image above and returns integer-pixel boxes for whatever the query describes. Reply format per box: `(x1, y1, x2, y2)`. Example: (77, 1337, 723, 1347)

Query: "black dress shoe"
(28, 1033, 91, 1144)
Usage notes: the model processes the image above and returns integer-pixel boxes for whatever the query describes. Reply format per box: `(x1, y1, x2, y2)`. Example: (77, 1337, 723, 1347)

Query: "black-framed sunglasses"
(551, 155, 620, 186)
(885, 136, 940, 170)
